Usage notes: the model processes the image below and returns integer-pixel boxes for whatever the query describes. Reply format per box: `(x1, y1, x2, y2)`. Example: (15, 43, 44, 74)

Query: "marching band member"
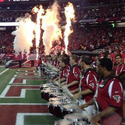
(73, 55, 98, 118)
(65, 55, 81, 93)
(81, 58, 123, 125)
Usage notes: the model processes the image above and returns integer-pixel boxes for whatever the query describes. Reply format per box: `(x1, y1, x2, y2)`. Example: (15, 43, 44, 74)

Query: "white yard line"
(0, 85, 11, 97)
(0, 68, 8, 75)
(15, 113, 52, 125)
(0, 66, 4, 67)
(9, 78, 15, 84)
(22, 79, 26, 84)
(0, 86, 39, 98)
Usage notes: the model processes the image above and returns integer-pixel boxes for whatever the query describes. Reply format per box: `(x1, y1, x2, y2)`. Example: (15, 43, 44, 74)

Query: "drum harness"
(93, 75, 120, 125)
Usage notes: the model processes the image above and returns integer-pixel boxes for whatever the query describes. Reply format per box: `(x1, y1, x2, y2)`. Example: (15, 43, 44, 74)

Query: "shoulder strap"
(118, 71, 125, 89)
(84, 68, 96, 77)
(100, 75, 119, 88)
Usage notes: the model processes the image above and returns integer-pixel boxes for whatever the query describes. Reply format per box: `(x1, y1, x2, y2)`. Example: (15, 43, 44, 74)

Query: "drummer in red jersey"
(81, 58, 123, 125)
(66, 55, 81, 93)
(115, 54, 125, 76)
(59, 56, 70, 83)
(53, 55, 70, 85)
(73, 55, 98, 118)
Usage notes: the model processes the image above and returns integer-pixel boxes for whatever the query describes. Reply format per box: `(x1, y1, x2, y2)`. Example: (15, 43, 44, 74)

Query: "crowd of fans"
(0, 32, 14, 53)
(75, 4, 125, 20)
(0, 11, 28, 22)
(68, 27, 125, 53)
(0, 1, 125, 55)
(0, 26, 125, 55)
(0, 2, 125, 22)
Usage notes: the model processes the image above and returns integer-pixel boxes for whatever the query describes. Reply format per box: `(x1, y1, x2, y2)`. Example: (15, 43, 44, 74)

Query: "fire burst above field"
(12, 2, 75, 56)
(64, 2, 75, 54)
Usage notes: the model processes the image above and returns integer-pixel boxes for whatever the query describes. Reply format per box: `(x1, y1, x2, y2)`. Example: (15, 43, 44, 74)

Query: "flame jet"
(64, 2, 75, 54)
(42, 1, 62, 55)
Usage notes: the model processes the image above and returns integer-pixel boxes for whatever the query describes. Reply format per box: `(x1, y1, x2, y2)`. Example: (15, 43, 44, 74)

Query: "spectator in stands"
(115, 54, 125, 76)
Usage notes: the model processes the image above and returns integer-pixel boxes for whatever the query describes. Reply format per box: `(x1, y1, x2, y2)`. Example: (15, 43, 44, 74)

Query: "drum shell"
(61, 104, 77, 116)
(74, 121, 88, 125)
(49, 92, 64, 98)
(49, 97, 62, 102)
(41, 89, 53, 101)
(48, 101, 63, 117)
(54, 120, 73, 125)
(40, 83, 52, 90)
(64, 113, 85, 122)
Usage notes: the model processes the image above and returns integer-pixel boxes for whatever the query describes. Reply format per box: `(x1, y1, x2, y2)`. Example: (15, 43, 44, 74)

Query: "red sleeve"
(86, 73, 97, 92)
(108, 80, 123, 108)
(73, 67, 80, 81)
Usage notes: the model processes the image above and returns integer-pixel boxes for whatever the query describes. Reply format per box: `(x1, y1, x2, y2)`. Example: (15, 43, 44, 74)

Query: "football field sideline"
(0, 67, 59, 125)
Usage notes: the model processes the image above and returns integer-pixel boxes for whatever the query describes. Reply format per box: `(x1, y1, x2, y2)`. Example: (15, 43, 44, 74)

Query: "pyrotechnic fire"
(33, 5, 45, 58)
(42, 2, 62, 55)
(64, 2, 75, 54)
(12, 13, 36, 56)
(12, 2, 75, 59)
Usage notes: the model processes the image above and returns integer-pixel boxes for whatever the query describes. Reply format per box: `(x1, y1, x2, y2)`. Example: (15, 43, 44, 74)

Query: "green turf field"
(0, 66, 6, 72)
(0, 67, 61, 125)
(24, 115, 60, 125)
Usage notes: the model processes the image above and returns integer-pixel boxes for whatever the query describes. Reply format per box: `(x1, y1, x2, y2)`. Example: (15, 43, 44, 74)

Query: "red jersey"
(60, 65, 70, 79)
(115, 63, 125, 76)
(97, 76, 123, 124)
(81, 69, 97, 102)
(67, 65, 80, 91)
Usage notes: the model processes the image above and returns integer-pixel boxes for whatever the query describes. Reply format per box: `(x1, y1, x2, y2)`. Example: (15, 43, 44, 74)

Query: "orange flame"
(12, 14, 36, 56)
(42, 2, 62, 55)
(32, 5, 45, 59)
(64, 2, 75, 54)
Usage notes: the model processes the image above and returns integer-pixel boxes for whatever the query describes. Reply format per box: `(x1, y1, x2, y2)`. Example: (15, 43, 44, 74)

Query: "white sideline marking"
(0, 69, 8, 75)
(16, 113, 52, 125)
(0, 86, 39, 98)
(9, 78, 15, 84)
(0, 103, 48, 105)
(23, 79, 26, 84)
(0, 85, 10, 97)
(0, 66, 4, 67)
